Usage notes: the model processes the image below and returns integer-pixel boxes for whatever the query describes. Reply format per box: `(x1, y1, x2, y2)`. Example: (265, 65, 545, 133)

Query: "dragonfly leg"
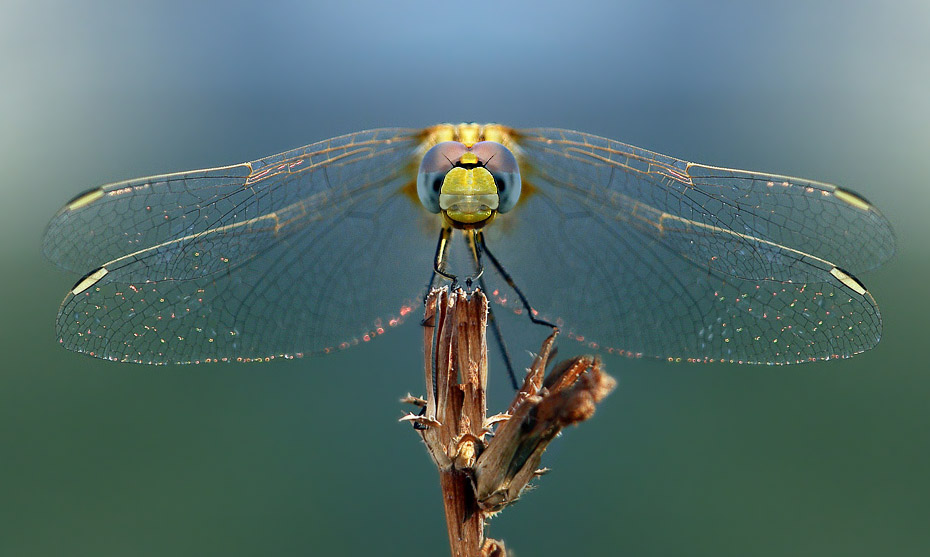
(431, 225, 460, 290)
(421, 227, 454, 324)
(475, 231, 559, 330)
(427, 226, 486, 294)
(468, 229, 519, 389)
(462, 230, 485, 289)
(478, 272, 520, 390)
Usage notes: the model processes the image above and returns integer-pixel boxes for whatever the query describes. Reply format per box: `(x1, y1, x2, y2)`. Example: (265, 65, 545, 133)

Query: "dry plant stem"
(421, 288, 490, 557)
(402, 287, 616, 556)
(475, 350, 616, 511)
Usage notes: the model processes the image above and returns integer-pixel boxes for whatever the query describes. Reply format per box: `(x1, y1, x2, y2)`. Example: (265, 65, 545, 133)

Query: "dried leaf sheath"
(402, 288, 616, 556)
(416, 288, 490, 556)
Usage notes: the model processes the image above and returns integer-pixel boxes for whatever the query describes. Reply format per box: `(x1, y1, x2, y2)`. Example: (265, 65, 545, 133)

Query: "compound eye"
(416, 142, 468, 212)
(472, 141, 521, 213)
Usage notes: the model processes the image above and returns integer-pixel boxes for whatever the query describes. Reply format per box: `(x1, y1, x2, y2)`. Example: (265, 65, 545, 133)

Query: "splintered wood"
(402, 288, 616, 557)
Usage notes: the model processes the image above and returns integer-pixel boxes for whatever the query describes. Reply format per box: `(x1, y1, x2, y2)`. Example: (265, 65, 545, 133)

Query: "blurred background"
(2, 1, 928, 555)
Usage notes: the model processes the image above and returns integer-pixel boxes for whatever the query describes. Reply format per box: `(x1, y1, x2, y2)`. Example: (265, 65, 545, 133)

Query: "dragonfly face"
(417, 139, 522, 228)
(43, 123, 895, 365)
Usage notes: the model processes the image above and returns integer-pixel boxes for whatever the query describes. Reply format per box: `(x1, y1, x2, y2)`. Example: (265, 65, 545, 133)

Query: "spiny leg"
(468, 230, 521, 391)
(430, 225, 455, 290)
(424, 227, 523, 390)
(475, 231, 559, 330)
(463, 229, 485, 289)
(479, 272, 520, 390)
(427, 225, 486, 294)
(419, 226, 455, 333)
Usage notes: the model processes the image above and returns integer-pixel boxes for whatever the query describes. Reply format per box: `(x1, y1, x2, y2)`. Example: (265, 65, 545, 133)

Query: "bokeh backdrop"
(2, 1, 928, 555)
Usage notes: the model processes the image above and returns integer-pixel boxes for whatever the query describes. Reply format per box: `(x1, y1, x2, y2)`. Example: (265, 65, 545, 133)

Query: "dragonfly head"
(417, 141, 521, 228)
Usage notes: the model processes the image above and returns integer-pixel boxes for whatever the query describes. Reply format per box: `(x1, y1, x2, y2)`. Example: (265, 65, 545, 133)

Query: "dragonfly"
(43, 124, 895, 365)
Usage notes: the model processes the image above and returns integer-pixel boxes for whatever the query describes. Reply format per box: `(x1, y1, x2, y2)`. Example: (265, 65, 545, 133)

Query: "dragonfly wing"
(481, 128, 894, 364)
(45, 128, 438, 363)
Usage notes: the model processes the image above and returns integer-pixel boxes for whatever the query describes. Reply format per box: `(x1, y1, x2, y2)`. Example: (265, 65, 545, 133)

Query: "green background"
(2, 1, 927, 555)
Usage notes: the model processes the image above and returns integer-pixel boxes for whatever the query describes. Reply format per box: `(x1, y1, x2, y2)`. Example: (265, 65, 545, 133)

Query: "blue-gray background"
(2, 1, 927, 555)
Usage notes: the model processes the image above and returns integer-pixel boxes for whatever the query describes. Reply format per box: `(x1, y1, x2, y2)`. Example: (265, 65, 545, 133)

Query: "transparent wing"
(483, 128, 895, 364)
(44, 128, 439, 363)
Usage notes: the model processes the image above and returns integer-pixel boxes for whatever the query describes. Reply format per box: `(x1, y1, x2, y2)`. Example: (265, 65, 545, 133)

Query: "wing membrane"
(45, 128, 438, 363)
(482, 128, 894, 363)
(45, 124, 894, 365)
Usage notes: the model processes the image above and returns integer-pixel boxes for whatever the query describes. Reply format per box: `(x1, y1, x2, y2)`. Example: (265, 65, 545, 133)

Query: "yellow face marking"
(830, 267, 868, 296)
(67, 189, 104, 211)
(440, 167, 498, 224)
(834, 188, 872, 211)
(445, 209, 492, 224)
(459, 152, 478, 165)
(440, 167, 496, 195)
(71, 267, 109, 295)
